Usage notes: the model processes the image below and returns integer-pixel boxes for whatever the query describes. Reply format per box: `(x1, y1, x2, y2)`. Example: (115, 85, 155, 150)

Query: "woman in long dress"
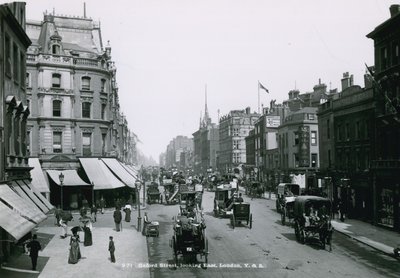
(68, 237, 81, 264)
(124, 204, 132, 222)
(83, 222, 92, 246)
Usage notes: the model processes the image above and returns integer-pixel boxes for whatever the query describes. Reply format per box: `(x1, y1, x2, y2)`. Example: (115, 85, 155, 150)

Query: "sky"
(17, 0, 399, 162)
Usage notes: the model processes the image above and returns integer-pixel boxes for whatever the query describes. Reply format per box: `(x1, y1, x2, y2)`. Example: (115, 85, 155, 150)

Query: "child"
(108, 236, 115, 263)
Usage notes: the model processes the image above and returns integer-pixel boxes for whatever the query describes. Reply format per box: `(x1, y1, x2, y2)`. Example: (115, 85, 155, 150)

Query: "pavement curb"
(332, 225, 397, 260)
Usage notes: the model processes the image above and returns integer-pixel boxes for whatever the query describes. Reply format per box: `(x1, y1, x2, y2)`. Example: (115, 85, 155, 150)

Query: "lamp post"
(135, 181, 141, 232)
(59, 172, 64, 210)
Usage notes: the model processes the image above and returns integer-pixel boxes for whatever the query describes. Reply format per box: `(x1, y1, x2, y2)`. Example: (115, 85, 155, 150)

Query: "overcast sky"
(20, 0, 398, 162)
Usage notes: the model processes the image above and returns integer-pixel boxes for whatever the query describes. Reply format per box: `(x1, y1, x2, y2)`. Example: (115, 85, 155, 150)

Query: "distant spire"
(84, 2, 87, 18)
(199, 110, 202, 129)
(204, 84, 210, 126)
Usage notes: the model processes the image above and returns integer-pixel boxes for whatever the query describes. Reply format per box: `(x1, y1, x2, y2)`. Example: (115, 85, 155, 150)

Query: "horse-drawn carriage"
(230, 202, 252, 229)
(164, 181, 179, 205)
(247, 181, 263, 199)
(213, 187, 236, 217)
(170, 212, 208, 268)
(293, 196, 333, 251)
(147, 182, 161, 204)
(280, 196, 296, 226)
(276, 183, 300, 213)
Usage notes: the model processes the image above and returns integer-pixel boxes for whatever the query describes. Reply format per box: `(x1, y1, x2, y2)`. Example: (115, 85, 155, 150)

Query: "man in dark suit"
(113, 207, 122, 231)
(26, 234, 41, 270)
(108, 236, 115, 263)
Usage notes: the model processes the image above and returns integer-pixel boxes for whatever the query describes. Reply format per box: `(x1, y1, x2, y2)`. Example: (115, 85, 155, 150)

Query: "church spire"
(204, 84, 211, 126)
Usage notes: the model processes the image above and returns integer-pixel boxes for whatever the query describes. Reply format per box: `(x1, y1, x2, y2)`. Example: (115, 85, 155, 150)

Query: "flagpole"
(258, 80, 260, 114)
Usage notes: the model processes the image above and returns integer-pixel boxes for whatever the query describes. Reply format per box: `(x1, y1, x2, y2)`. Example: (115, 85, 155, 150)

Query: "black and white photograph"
(0, 0, 399, 277)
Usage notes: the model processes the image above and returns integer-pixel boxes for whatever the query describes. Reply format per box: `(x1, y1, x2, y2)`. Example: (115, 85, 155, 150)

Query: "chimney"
(341, 72, 353, 91)
(390, 5, 400, 17)
(245, 107, 250, 114)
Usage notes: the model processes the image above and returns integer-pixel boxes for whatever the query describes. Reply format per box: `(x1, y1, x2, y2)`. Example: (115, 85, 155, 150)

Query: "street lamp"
(135, 181, 142, 232)
(59, 172, 64, 210)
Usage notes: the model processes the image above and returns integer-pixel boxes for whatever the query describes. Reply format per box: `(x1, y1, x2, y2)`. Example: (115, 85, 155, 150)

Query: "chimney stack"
(341, 72, 354, 91)
(390, 5, 400, 17)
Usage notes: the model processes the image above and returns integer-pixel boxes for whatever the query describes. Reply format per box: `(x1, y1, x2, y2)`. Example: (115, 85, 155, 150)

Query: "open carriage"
(276, 183, 300, 213)
(170, 213, 208, 268)
(293, 196, 333, 251)
(247, 181, 263, 198)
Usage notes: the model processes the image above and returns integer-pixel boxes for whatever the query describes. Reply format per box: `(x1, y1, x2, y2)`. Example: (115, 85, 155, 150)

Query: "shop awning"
(47, 170, 91, 186)
(0, 184, 46, 224)
(0, 201, 36, 241)
(28, 158, 50, 193)
(19, 180, 54, 211)
(101, 158, 136, 188)
(120, 163, 139, 180)
(79, 158, 125, 190)
(11, 180, 49, 213)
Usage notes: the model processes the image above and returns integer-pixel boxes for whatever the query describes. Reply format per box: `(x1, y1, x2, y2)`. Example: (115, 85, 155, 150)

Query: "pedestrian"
(60, 219, 68, 239)
(82, 222, 92, 246)
(123, 203, 132, 222)
(54, 205, 61, 226)
(142, 212, 150, 236)
(68, 236, 81, 264)
(91, 204, 97, 222)
(113, 207, 122, 232)
(26, 234, 41, 271)
(99, 196, 105, 214)
(108, 236, 115, 263)
(339, 198, 346, 222)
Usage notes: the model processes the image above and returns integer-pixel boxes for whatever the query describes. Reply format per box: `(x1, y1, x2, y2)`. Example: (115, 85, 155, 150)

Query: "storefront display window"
(378, 188, 394, 227)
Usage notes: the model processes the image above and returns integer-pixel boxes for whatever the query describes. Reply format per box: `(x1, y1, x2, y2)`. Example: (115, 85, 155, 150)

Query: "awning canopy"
(101, 158, 136, 188)
(20, 180, 54, 211)
(120, 163, 139, 180)
(28, 158, 50, 193)
(0, 201, 36, 241)
(11, 180, 49, 213)
(79, 158, 125, 190)
(0, 184, 46, 224)
(47, 170, 91, 186)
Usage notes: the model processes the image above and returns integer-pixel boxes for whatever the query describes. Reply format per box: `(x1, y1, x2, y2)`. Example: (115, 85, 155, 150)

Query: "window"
(101, 103, 106, 120)
(52, 73, 61, 88)
(82, 133, 92, 156)
(308, 113, 315, 120)
(311, 153, 318, 168)
(381, 47, 387, 70)
(82, 102, 91, 118)
(81, 76, 91, 90)
(26, 72, 30, 87)
(327, 119, 330, 139)
(294, 132, 299, 145)
(233, 128, 239, 136)
(101, 133, 107, 155)
(20, 53, 25, 87)
(52, 44, 60, 55)
(392, 42, 399, 66)
(311, 131, 317, 145)
(53, 100, 62, 117)
(233, 153, 240, 163)
(26, 99, 30, 110)
(328, 150, 331, 168)
(294, 154, 299, 168)
(101, 79, 106, 92)
(27, 131, 31, 155)
(13, 44, 19, 81)
(53, 132, 62, 153)
(5, 35, 11, 75)
(233, 140, 239, 149)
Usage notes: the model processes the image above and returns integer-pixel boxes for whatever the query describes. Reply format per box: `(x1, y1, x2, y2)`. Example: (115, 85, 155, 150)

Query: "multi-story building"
(367, 5, 400, 231)
(192, 96, 219, 176)
(277, 107, 320, 189)
(318, 72, 375, 221)
(165, 135, 193, 169)
(218, 107, 259, 174)
(1, 2, 52, 263)
(25, 12, 137, 208)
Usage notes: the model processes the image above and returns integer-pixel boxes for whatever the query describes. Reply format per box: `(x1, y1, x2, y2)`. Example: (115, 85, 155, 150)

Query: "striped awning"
(47, 170, 91, 187)
(79, 158, 125, 190)
(0, 201, 36, 241)
(101, 158, 136, 188)
(28, 158, 50, 193)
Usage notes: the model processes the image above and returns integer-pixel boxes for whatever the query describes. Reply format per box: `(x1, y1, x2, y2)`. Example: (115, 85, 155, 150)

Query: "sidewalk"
(332, 218, 399, 258)
(1, 211, 150, 278)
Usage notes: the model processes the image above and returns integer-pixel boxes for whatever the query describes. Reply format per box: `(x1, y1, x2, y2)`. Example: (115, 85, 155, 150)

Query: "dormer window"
(81, 76, 91, 90)
(52, 44, 61, 55)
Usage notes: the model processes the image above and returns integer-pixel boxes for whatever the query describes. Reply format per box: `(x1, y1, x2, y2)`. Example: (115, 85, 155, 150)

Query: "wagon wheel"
(201, 238, 208, 269)
(172, 236, 179, 267)
(281, 208, 286, 226)
(231, 215, 235, 229)
(249, 213, 253, 229)
(299, 228, 305, 244)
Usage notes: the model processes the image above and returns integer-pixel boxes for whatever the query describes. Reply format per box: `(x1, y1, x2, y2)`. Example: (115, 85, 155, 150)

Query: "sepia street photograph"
(0, 0, 399, 277)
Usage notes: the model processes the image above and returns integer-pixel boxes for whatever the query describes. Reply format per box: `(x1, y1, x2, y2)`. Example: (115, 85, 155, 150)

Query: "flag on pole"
(259, 81, 269, 93)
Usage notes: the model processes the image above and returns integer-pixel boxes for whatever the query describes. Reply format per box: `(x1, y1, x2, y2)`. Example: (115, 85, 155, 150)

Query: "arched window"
(53, 100, 62, 117)
(81, 76, 91, 90)
(52, 73, 61, 88)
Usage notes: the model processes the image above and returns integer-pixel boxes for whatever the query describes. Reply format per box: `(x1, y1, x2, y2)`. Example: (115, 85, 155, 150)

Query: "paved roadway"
(144, 189, 400, 278)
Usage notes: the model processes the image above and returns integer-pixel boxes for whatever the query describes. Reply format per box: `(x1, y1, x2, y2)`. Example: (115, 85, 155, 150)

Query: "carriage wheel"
(294, 222, 300, 241)
(281, 209, 286, 226)
(299, 228, 305, 244)
(249, 214, 253, 229)
(231, 215, 235, 229)
(172, 236, 179, 267)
